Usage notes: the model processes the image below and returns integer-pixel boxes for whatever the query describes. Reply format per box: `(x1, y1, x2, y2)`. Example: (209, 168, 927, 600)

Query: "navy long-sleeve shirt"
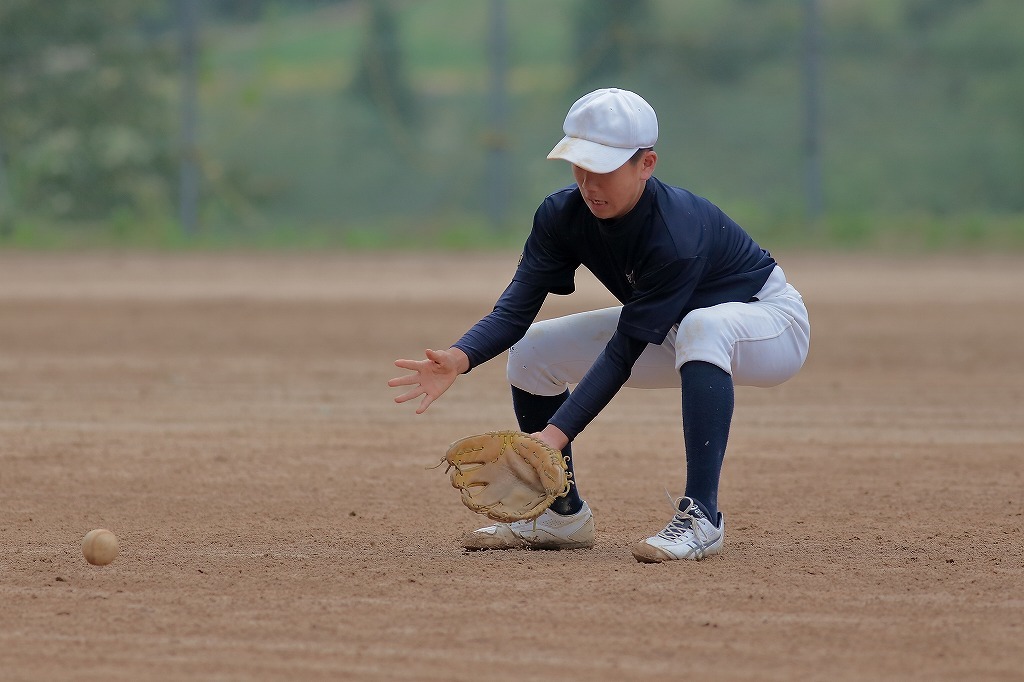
(453, 176, 775, 442)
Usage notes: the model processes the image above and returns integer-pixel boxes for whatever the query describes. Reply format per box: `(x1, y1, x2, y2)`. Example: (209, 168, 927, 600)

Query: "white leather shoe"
(632, 496, 724, 562)
(463, 501, 595, 550)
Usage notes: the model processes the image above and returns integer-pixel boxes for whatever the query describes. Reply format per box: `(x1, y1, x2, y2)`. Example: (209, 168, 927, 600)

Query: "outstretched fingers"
(388, 358, 426, 387)
(392, 386, 424, 404)
(392, 357, 424, 372)
(388, 349, 457, 414)
(415, 393, 436, 414)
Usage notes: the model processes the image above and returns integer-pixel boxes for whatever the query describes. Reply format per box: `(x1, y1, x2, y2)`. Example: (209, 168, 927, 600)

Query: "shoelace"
(656, 497, 710, 545)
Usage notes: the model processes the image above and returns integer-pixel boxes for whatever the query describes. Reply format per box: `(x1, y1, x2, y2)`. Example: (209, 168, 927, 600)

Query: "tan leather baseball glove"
(440, 430, 572, 522)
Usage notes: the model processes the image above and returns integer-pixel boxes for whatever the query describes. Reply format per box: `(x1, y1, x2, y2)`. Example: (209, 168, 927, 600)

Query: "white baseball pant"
(507, 266, 810, 394)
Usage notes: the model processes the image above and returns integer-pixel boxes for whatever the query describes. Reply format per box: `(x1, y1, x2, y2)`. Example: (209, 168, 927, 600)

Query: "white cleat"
(463, 502, 595, 550)
(632, 496, 724, 563)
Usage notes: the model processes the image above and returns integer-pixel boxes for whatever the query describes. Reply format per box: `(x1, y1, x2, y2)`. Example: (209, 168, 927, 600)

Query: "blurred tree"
(350, 1, 417, 130)
(0, 0, 175, 221)
(209, 0, 270, 22)
(899, 0, 1024, 210)
(668, 1, 800, 84)
(572, 0, 652, 88)
(903, 0, 982, 30)
(207, 0, 353, 23)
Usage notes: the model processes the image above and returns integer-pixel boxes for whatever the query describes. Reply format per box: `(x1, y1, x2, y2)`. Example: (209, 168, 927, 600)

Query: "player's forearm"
(452, 279, 547, 371)
(452, 318, 524, 372)
(548, 331, 647, 441)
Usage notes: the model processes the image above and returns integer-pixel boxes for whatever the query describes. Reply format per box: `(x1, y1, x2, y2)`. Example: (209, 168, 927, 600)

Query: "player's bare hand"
(388, 348, 468, 414)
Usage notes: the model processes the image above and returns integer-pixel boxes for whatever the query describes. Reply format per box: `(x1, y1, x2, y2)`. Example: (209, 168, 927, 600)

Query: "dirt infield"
(1, 251, 1021, 681)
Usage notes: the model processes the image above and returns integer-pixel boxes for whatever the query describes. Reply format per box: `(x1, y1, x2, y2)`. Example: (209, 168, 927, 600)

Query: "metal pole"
(486, 0, 508, 231)
(179, 0, 199, 235)
(801, 0, 823, 225)
(0, 134, 11, 236)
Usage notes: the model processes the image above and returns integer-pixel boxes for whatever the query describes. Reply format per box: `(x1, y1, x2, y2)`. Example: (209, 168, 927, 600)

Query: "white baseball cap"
(546, 88, 658, 173)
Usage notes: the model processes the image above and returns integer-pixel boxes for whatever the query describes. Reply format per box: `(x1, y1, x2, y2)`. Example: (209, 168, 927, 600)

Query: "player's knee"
(677, 307, 725, 345)
(507, 325, 559, 392)
(506, 326, 539, 385)
(674, 308, 734, 372)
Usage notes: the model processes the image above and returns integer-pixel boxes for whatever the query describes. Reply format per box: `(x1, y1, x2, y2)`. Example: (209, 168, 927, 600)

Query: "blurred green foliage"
(0, 0, 1021, 250)
(0, 0, 175, 227)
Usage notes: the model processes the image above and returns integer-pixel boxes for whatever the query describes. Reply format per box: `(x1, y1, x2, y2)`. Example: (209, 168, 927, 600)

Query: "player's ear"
(640, 150, 657, 179)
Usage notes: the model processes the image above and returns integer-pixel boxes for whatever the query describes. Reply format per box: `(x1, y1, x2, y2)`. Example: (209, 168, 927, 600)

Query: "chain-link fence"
(1, 0, 1021, 247)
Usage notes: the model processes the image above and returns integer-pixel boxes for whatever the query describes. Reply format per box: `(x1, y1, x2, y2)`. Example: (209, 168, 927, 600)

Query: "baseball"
(82, 528, 120, 566)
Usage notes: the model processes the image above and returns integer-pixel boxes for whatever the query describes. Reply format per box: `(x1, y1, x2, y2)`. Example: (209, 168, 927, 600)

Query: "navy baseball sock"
(510, 385, 583, 516)
(680, 361, 734, 524)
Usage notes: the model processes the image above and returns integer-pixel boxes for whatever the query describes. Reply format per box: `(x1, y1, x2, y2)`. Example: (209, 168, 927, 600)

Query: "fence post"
(179, 0, 200, 236)
(802, 0, 824, 226)
(486, 0, 508, 232)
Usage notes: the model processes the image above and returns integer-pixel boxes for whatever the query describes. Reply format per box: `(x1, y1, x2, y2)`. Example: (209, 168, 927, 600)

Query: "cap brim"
(546, 136, 638, 174)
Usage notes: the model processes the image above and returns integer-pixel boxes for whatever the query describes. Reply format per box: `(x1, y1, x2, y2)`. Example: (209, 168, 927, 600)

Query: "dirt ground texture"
(0, 251, 1021, 681)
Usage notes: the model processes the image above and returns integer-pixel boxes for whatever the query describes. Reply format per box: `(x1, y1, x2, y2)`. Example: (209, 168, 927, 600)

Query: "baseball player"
(389, 88, 810, 562)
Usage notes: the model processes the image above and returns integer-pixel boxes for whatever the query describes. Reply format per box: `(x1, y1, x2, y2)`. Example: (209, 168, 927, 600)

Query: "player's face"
(572, 150, 657, 220)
